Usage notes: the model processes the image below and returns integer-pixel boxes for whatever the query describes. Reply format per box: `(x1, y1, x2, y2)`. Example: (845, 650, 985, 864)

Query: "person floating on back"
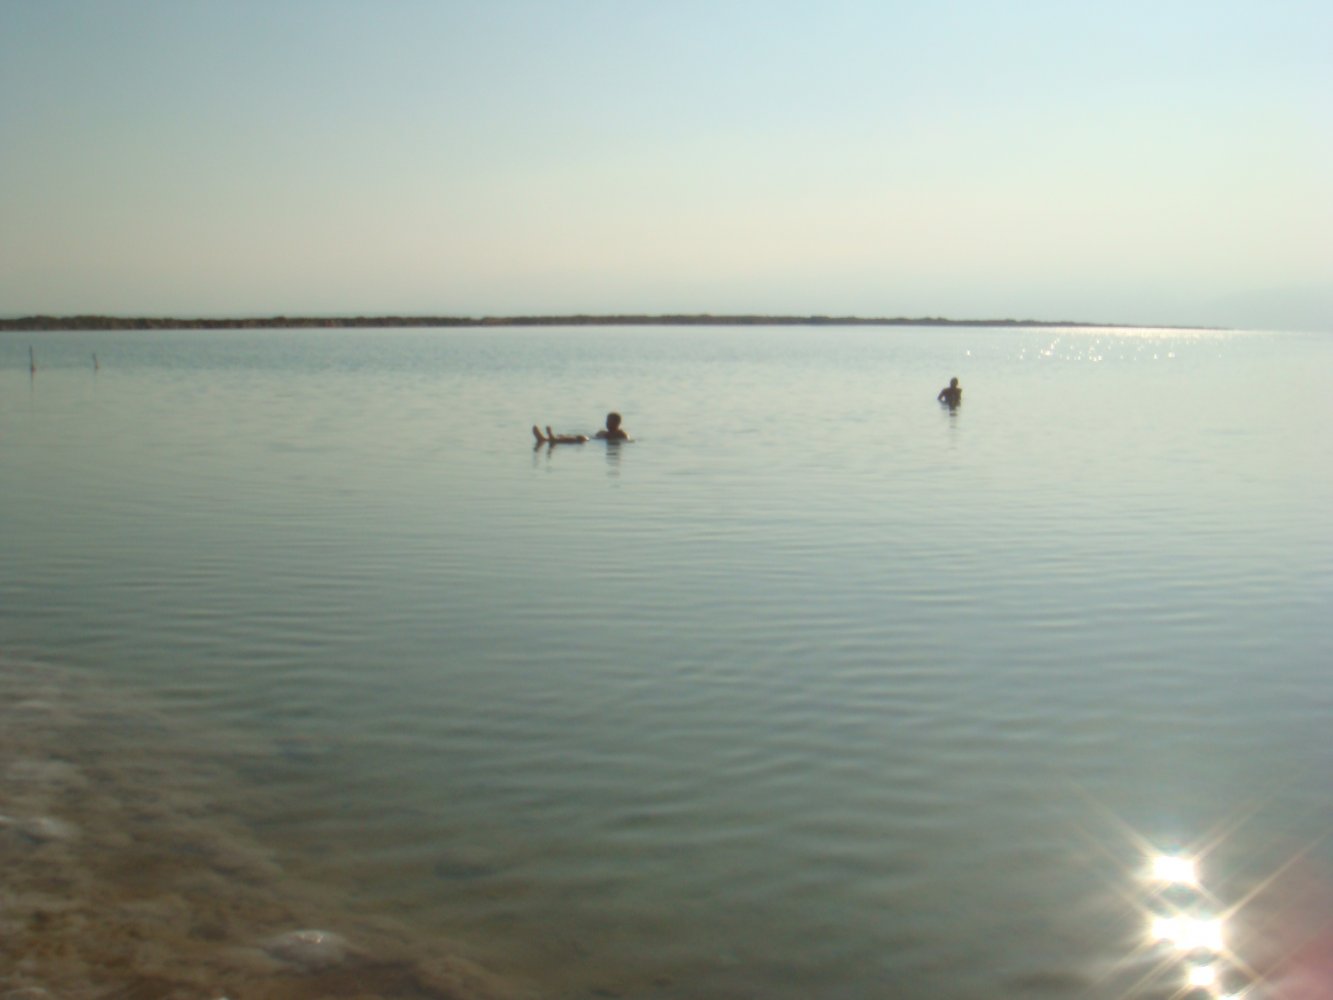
(594, 412, 629, 441)
(532, 412, 630, 445)
(532, 425, 588, 444)
(937, 377, 962, 408)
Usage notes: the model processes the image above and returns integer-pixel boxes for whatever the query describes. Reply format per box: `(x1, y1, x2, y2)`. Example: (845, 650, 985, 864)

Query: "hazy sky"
(2, 1, 1329, 328)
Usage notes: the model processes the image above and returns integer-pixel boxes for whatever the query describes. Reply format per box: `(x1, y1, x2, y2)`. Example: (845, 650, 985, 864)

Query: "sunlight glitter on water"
(1151, 854, 1200, 887)
(1137, 844, 1261, 998)
(1151, 915, 1225, 953)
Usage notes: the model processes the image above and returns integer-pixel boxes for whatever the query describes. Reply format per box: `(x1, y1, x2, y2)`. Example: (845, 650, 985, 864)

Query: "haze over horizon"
(3, 1, 1330, 332)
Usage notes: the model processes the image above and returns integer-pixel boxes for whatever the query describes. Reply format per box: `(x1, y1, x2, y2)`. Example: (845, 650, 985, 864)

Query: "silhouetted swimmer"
(937, 377, 962, 408)
(532, 412, 631, 446)
(594, 412, 630, 441)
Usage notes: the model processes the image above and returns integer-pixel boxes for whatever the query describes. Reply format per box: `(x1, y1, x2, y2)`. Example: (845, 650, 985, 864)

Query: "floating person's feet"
(533, 424, 588, 444)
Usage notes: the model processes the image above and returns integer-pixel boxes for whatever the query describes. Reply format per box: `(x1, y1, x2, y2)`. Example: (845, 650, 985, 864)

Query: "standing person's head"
(950, 378, 959, 388)
(605, 412, 622, 431)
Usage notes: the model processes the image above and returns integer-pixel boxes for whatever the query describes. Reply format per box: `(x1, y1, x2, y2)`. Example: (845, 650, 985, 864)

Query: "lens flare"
(1151, 854, 1199, 886)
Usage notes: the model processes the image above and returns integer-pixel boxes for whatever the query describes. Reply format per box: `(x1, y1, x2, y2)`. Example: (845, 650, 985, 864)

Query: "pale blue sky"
(2, 1, 1329, 328)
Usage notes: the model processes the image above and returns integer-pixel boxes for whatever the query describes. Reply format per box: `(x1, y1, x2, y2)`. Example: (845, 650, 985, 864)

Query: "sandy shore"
(0, 654, 536, 1000)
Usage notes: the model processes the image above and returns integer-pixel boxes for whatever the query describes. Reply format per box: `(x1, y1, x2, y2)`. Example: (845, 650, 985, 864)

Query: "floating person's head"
(606, 412, 622, 431)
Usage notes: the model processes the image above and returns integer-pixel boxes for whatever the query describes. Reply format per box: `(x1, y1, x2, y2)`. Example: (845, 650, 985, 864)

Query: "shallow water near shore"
(2, 325, 1331, 998)
(0, 654, 531, 999)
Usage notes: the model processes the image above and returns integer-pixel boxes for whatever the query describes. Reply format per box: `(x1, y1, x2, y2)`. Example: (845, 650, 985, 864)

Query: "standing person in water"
(937, 377, 962, 407)
(532, 412, 631, 445)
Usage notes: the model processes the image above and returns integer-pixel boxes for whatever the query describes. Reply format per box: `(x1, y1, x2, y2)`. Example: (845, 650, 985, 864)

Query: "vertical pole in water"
(30, 345, 36, 376)
(93, 352, 99, 372)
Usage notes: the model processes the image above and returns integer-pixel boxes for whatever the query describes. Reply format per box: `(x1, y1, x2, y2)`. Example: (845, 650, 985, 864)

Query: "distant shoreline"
(0, 314, 1214, 332)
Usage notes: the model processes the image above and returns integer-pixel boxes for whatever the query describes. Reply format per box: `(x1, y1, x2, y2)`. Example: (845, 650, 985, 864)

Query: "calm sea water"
(2, 326, 1331, 998)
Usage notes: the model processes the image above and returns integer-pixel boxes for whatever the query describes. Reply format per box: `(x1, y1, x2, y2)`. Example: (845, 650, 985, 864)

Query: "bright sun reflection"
(1151, 853, 1199, 886)
(1083, 813, 1273, 1000)
(1187, 962, 1218, 987)
(1151, 915, 1225, 952)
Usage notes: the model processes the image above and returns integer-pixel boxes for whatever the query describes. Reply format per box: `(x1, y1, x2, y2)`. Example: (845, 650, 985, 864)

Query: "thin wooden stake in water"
(93, 352, 99, 372)
(30, 345, 36, 375)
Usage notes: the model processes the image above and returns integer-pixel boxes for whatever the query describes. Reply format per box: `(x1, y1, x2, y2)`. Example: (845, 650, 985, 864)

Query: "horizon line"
(1, 313, 1226, 332)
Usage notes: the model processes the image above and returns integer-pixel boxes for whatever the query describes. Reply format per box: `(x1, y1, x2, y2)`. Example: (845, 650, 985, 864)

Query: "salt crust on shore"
(0, 655, 536, 1000)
